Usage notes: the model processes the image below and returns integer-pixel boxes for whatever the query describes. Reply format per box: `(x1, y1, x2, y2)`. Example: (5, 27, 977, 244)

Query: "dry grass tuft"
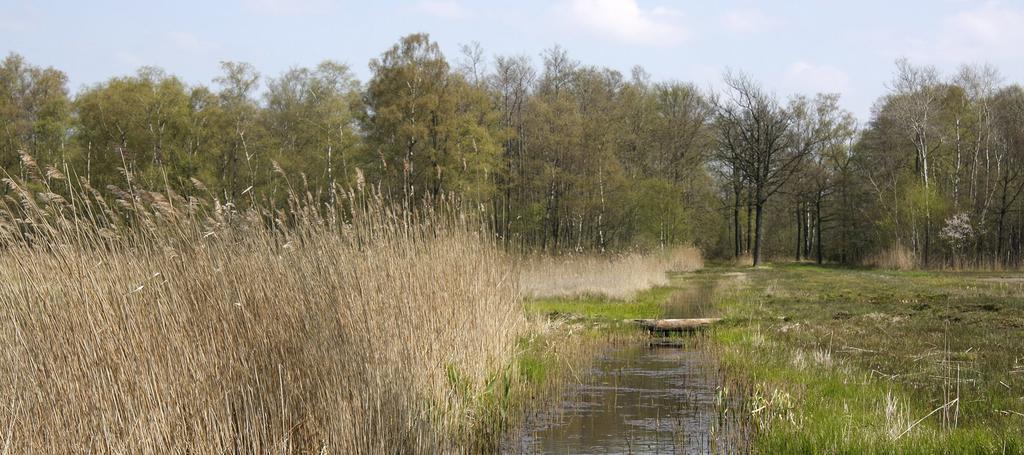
(0, 163, 525, 453)
(869, 244, 917, 270)
(733, 253, 753, 267)
(884, 391, 912, 440)
(519, 247, 703, 300)
(666, 246, 704, 273)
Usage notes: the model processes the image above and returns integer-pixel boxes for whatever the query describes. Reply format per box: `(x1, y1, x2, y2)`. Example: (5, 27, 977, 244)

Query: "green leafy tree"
(358, 33, 501, 203)
(263, 61, 360, 195)
(73, 67, 193, 189)
(209, 62, 263, 201)
(0, 53, 71, 171)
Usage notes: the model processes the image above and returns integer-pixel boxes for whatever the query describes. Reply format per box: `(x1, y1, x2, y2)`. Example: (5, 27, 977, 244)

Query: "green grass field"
(528, 263, 1024, 453)
(525, 286, 673, 321)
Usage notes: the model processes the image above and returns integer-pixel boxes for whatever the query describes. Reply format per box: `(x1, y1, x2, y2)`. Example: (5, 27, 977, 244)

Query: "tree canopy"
(2, 37, 1023, 264)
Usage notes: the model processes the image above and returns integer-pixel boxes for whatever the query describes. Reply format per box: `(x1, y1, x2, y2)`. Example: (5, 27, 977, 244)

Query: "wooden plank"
(628, 318, 722, 332)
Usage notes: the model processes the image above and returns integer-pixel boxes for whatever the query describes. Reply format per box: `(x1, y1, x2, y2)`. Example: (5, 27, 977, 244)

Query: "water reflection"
(660, 275, 718, 320)
(507, 345, 728, 454)
(506, 274, 748, 454)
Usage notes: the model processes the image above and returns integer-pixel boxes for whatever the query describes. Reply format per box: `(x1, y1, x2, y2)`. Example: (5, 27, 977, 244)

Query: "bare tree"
(991, 85, 1024, 262)
(952, 64, 1001, 213)
(885, 58, 943, 265)
(790, 94, 857, 263)
(712, 109, 747, 259)
(489, 54, 535, 246)
(713, 72, 851, 266)
(713, 72, 796, 266)
(457, 41, 487, 86)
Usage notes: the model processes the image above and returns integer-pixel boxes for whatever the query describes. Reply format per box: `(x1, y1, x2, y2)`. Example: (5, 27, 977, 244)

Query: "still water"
(507, 345, 727, 454)
(507, 275, 744, 454)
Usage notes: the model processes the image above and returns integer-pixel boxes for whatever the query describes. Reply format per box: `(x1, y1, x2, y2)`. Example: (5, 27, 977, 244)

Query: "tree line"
(2, 33, 1023, 265)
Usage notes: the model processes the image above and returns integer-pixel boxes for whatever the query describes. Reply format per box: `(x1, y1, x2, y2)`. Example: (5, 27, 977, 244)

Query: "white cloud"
(565, 0, 688, 46)
(412, 0, 469, 19)
(784, 62, 850, 94)
(944, 1, 1024, 58)
(241, 0, 339, 16)
(722, 8, 776, 34)
(951, 2, 1024, 44)
(898, 2, 1024, 65)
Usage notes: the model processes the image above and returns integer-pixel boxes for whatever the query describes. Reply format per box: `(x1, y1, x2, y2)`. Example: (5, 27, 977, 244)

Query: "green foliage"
(262, 61, 360, 191)
(2, 36, 720, 252)
(72, 67, 195, 189)
(0, 53, 71, 168)
(358, 33, 502, 201)
(627, 178, 691, 248)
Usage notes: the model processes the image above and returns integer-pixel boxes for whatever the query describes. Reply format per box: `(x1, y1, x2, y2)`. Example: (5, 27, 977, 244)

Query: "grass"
(707, 263, 1024, 453)
(0, 155, 674, 453)
(524, 259, 1024, 452)
(11, 154, 1023, 452)
(0, 159, 535, 453)
(525, 286, 675, 321)
(519, 247, 702, 300)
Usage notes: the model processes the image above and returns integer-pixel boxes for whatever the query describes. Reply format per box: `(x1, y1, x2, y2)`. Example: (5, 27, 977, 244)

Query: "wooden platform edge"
(626, 317, 722, 332)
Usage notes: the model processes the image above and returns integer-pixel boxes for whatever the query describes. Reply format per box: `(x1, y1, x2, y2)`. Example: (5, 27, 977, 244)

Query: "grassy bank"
(0, 156, 710, 452)
(526, 286, 674, 321)
(523, 261, 1024, 452)
(708, 263, 1024, 453)
(16, 164, 1023, 454)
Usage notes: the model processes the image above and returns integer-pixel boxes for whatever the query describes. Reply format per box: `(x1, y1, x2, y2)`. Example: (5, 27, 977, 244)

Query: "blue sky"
(3, 0, 1024, 120)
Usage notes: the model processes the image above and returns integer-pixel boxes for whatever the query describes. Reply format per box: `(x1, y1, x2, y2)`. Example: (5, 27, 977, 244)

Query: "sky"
(3, 0, 1024, 121)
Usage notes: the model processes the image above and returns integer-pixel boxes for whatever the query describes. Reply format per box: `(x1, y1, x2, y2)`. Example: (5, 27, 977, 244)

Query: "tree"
(990, 85, 1024, 262)
(488, 54, 535, 246)
(713, 72, 797, 266)
(263, 61, 360, 195)
(73, 67, 193, 190)
(789, 94, 856, 263)
(359, 33, 501, 204)
(884, 58, 944, 266)
(0, 53, 71, 171)
(210, 61, 263, 201)
(650, 81, 711, 184)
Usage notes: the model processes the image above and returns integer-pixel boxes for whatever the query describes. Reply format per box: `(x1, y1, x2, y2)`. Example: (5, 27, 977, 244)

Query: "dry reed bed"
(519, 247, 703, 300)
(868, 244, 917, 270)
(865, 244, 1024, 271)
(0, 165, 525, 453)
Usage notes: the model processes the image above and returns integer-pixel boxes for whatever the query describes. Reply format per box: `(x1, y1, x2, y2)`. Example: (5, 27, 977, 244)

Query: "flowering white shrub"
(939, 213, 974, 251)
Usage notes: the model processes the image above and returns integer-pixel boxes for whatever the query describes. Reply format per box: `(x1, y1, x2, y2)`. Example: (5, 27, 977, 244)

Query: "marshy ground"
(4, 194, 1022, 454)
(520, 263, 1024, 453)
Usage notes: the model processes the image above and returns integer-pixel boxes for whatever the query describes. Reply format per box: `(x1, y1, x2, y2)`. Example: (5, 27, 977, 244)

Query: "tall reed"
(868, 244, 917, 271)
(0, 155, 525, 453)
(519, 247, 703, 300)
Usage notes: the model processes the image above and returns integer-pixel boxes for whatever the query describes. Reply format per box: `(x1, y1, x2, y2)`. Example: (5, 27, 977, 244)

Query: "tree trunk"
(841, 185, 849, 264)
(746, 199, 753, 254)
(803, 206, 812, 258)
(795, 203, 802, 261)
(997, 208, 1006, 264)
(923, 215, 931, 267)
(753, 200, 765, 266)
(815, 197, 824, 265)
(1017, 212, 1023, 268)
(734, 187, 742, 258)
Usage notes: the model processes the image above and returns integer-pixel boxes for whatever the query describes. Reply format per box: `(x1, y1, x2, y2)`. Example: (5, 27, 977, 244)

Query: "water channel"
(506, 274, 745, 454)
